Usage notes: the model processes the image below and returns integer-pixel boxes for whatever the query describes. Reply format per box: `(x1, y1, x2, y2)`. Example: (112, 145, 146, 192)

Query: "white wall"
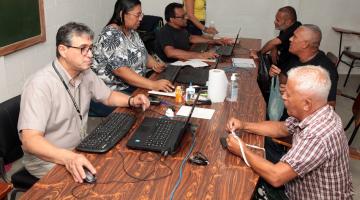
(143, 0, 360, 73)
(0, 0, 116, 102)
(298, 0, 360, 74)
(1, 0, 359, 102)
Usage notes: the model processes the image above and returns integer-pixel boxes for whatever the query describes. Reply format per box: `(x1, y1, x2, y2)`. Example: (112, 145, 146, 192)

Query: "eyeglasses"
(127, 12, 144, 19)
(64, 44, 93, 55)
(174, 14, 187, 20)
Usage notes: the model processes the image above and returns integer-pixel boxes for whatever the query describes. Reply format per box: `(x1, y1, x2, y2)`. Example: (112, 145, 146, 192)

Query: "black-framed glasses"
(127, 12, 144, 19)
(174, 14, 187, 20)
(64, 44, 93, 55)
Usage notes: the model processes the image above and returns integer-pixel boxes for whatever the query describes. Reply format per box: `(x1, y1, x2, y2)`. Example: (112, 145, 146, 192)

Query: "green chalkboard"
(0, 0, 46, 56)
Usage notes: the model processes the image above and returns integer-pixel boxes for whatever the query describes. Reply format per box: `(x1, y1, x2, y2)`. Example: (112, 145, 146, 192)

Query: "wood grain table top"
(20, 38, 264, 200)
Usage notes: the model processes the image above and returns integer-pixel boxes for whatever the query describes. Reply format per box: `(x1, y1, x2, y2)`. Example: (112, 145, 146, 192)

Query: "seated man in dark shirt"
(267, 24, 339, 164)
(270, 24, 338, 107)
(257, 6, 301, 68)
(154, 3, 229, 63)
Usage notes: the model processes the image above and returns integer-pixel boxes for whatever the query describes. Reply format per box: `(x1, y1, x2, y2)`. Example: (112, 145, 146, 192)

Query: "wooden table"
(20, 38, 264, 200)
(0, 182, 12, 200)
(332, 27, 360, 57)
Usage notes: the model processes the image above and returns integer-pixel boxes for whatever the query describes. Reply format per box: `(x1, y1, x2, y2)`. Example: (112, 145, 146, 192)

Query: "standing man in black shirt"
(257, 6, 301, 69)
(154, 3, 229, 63)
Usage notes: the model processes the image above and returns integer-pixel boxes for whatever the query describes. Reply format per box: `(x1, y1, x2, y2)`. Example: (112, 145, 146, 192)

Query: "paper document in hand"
(171, 60, 209, 68)
(176, 106, 215, 120)
(232, 58, 256, 68)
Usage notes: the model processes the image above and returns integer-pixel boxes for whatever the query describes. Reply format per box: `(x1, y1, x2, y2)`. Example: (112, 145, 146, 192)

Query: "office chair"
(344, 92, 360, 145)
(137, 15, 164, 54)
(0, 95, 39, 200)
(336, 50, 360, 87)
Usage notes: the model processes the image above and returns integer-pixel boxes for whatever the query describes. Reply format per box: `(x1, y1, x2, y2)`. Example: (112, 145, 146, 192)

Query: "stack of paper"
(231, 58, 256, 68)
(171, 59, 209, 68)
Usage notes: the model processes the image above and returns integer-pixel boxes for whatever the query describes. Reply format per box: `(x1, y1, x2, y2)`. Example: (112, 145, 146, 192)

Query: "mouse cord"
(71, 152, 173, 199)
(169, 129, 196, 200)
(231, 131, 251, 167)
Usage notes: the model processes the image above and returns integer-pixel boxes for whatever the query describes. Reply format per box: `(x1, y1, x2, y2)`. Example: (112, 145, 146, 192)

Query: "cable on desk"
(169, 128, 196, 200)
(70, 151, 173, 199)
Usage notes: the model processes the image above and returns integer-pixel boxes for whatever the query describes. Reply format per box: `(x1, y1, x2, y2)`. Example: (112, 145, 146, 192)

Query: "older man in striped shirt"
(225, 65, 353, 199)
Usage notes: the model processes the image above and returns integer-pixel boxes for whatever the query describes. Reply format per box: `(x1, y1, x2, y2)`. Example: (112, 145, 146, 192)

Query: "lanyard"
(52, 61, 83, 121)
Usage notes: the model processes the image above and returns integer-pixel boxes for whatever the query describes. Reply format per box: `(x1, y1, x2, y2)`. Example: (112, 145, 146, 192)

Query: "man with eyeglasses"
(18, 22, 150, 183)
(154, 2, 230, 63)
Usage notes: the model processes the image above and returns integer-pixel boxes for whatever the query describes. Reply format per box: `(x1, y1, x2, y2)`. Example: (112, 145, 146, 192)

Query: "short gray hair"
(301, 24, 322, 48)
(287, 65, 331, 100)
(56, 22, 94, 58)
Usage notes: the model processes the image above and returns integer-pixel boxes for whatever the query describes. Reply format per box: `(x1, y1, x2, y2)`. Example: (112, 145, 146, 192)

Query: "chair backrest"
(326, 51, 339, 67)
(137, 15, 164, 54)
(0, 95, 23, 165)
(138, 15, 163, 33)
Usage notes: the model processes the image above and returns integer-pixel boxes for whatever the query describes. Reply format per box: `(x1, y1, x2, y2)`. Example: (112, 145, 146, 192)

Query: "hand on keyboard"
(151, 79, 175, 92)
(198, 51, 219, 59)
(211, 37, 233, 45)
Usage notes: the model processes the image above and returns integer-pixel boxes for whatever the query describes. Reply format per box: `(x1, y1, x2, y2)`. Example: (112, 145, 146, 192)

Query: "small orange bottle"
(175, 86, 183, 103)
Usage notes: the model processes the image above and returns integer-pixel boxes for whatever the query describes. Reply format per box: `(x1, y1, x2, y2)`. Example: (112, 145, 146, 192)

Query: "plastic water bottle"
(185, 83, 195, 104)
(227, 73, 238, 102)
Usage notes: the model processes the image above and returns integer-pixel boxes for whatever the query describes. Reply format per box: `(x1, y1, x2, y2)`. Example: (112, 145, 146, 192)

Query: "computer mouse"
(83, 167, 96, 184)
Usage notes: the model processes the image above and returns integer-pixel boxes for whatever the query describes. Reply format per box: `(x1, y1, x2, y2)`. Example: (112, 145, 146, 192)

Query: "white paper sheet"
(176, 106, 215, 120)
(171, 60, 208, 68)
(231, 58, 256, 68)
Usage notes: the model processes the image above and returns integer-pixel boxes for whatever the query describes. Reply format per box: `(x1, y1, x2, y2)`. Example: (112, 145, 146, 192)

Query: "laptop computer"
(158, 65, 209, 86)
(216, 28, 241, 56)
(192, 43, 208, 53)
(127, 92, 200, 155)
(157, 64, 182, 83)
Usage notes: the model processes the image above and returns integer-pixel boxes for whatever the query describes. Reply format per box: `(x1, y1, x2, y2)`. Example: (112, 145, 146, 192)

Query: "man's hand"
(131, 94, 150, 110)
(226, 134, 246, 158)
(269, 65, 281, 77)
(226, 117, 244, 132)
(151, 79, 175, 92)
(152, 61, 166, 73)
(198, 51, 219, 59)
(204, 27, 218, 35)
(64, 152, 96, 183)
(212, 37, 233, 45)
(249, 50, 259, 59)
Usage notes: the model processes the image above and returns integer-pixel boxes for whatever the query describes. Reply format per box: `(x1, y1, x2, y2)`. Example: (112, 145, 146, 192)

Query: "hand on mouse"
(62, 151, 96, 183)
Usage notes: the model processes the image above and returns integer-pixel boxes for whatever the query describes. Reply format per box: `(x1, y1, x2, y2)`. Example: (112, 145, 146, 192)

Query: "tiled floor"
(3, 75, 360, 200)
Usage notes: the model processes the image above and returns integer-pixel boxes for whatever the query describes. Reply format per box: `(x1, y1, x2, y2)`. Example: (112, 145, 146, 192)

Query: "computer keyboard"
(144, 119, 181, 148)
(192, 43, 209, 52)
(76, 112, 136, 153)
(215, 45, 233, 56)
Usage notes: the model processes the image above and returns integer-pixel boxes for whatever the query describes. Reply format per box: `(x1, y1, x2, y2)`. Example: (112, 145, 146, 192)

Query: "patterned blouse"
(92, 25, 148, 91)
